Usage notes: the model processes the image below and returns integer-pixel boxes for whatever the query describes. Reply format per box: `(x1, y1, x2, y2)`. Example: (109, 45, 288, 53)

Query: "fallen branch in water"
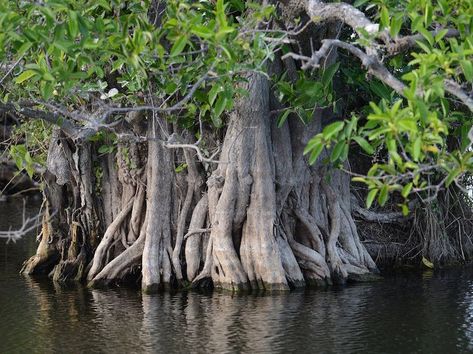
(0, 201, 55, 243)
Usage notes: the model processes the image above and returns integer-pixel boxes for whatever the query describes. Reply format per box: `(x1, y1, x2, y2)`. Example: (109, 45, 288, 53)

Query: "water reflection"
(3, 200, 473, 353)
(4, 275, 472, 353)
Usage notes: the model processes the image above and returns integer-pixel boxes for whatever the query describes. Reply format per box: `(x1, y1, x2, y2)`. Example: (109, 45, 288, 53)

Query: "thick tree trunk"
(22, 4, 379, 290)
(22, 72, 379, 291)
(141, 117, 174, 292)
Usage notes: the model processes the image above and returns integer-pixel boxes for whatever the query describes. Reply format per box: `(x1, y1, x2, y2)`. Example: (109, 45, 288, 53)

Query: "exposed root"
(127, 183, 146, 244)
(89, 216, 147, 287)
(22, 69, 383, 292)
(51, 248, 87, 282)
(276, 235, 305, 287)
(87, 198, 134, 280)
(172, 149, 199, 282)
(192, 236, 214, 288)
(185, 194, 208, 281)
(284, 216, 330, 285)
(20, 206, 59, 275)
(321, 182, 347, 282)
(210, 167, 249, 291)
(295, 208, 325, 255)
(141, 120, 173, 293)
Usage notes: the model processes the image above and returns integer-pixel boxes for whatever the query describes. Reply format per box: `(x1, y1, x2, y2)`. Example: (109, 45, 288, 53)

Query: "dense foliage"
(1, 0, 472, 213)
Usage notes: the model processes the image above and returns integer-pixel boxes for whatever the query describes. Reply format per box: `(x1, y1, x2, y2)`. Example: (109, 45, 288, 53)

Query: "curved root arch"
(23, 79, 378, 293)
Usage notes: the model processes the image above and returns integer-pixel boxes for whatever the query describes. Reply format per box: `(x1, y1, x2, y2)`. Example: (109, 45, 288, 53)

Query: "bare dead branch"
(283, 38, 407, 95)
(352, 202, 412, 224)
(305, 0, 382, 38)
(0, 54, 25, 86)
(101, 67, 212, 119)
(387, 28, 460, 55)
(444, 79, 473, 112)
(0, 101, 81, 137)
(0, 210, 56, 243)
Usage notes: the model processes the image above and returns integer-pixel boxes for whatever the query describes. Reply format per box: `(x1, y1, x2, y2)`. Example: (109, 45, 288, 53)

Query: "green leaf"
(415, 39, 431, 53)
(344, 117, 357, 136)
(378, 184, 389, 206)
(415, 99, 428, 121)
(164, 82, 178, 95)
(41, 81, 54, 100)
(366, 189, 378, 208)
(369, 81, 393, 101)
(42, 72, 55, 82)
(216, 26, 235, 41)
(68, 11, 79, 38)
(418, 27, 434, 46)
(398, 119, 417, 132)
(435, 29, 449, 42)
(24, 151, 32, 165)
(412, 136, 422, 161)
(17, 42, 32, 56)
(213, 95, 227, 121)
(380, 7, 389, 29)
(330, 140, 345, 162)
(277, 109, 292, 128)
(191, 25, 214, 39)
(445, 168, 461, 187)
(390, 14, 403, 37)
(96, 0, 112, 11)
(216, 0, 228, 28)
(352, 176, 366, 183)
(424, 3, 433, 26)
(52, 39, 73, 52)
(170, 35, 188, 57)
(308, 143, 324, 164)
(401, 183, 413, 198)
(401, 203, 409, 216)
(354, 0, 370, 6)
(304, 135, 322, 155)
(208, 84, 222, 106)
(461, 60, 473, 82)
(340, 141, 349, 161)
(175, 163, 188, 173)
(15, 70, 37, 84)
(98, 145, 113, 154)
(322, 121, 344, 140)
(353, 136, 374, 154)
(321, 62, 340, 89)
(367, 163, 379, 177)
(220, 44, 233, 59)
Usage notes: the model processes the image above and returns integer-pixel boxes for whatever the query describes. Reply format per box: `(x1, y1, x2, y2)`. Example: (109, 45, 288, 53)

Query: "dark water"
(2, 198, 473, 353)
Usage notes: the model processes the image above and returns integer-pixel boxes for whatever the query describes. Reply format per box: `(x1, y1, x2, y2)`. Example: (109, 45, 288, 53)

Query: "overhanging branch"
(444, 80, 473, 112)
(0, 101, 81, 137)
(284, 0, 473, 113)
(305, 0, 382, 38)
(282, 38, 407, 95)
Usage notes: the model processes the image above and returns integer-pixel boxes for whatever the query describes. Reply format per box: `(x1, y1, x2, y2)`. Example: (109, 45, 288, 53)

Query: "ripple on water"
(2, 199, 473, 353)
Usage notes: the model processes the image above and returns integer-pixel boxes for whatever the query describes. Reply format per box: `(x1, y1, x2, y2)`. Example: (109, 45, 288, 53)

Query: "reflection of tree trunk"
(21, 277, 91, 352)
(90, 289, 145, 348)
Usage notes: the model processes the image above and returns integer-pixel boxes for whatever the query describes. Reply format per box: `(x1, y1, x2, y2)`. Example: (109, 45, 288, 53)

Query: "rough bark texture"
(21, 74, 380, 292)
(141, 118, 174, 292)
(21, 1, 383, 293)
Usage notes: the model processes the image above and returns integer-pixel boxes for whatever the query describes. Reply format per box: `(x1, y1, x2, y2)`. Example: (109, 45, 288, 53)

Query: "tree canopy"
(1, 0, 472, 212)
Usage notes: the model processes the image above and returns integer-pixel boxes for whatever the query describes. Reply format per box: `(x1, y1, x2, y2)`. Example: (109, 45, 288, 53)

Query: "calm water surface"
(2, 197, 473, 353)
